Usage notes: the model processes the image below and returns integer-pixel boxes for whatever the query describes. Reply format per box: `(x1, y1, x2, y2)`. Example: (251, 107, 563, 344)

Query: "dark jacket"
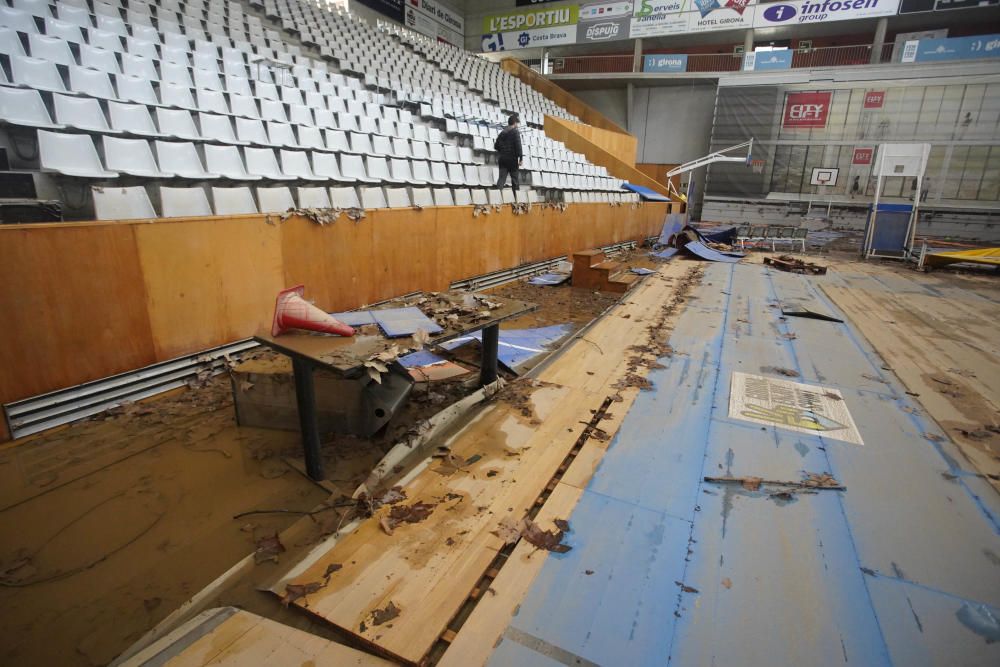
(494, 127, 523, 162)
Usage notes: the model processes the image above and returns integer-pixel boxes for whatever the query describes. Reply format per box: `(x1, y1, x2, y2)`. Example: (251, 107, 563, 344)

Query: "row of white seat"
(0, 32, 369, 95)
(35, 129, 493, 182)
(35, 128, 623, 189)
(92, 183, 542, 219)
(92, 182, 636, 220)
(1, 5, 279, 54)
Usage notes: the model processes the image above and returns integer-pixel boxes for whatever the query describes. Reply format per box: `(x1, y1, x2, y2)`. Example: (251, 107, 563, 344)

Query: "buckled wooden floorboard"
(268, 261, 699, 665)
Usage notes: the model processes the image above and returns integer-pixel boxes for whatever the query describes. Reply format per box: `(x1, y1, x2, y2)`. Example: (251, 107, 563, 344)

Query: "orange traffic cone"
(271, 285, 355, 337)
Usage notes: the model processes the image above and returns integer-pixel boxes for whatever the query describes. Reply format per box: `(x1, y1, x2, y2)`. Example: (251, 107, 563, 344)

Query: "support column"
(626, 82, 634, 133)
(871, 17, 888, 64)
(742, 29, 754, 56)
(292, 357, 323, 481)
(479, 324, 500, 387)
(632, 37, 643, 72)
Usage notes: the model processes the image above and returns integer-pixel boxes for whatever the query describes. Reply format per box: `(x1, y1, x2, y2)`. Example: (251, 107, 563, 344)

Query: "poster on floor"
(729, 372, 864, 445)
(752, 0, 900, 27)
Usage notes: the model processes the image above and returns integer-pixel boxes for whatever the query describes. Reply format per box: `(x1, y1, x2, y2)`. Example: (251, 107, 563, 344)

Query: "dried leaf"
(371, 601, 400, 625)
(379, 516, 395, 535)
(741, 476, 763, 492)
(412, 328, 430, 347)
(281, 581, 325, 607)
(239, 380, 254, 392)
(675, 581, 699, 594)
(553, 518, 570, 532)
(367, 367, 383, 384)
(388, 501, 435, 525)
(323, 563, 343, 579)
(721, 577, 732, 589)
(492, 515, 522, 545)
(521, 518, 572, 553)
(253, 533, 286, 564)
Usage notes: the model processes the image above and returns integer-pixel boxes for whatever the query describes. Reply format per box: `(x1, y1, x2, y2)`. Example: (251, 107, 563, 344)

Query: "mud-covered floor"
(0, 277, 628, 666)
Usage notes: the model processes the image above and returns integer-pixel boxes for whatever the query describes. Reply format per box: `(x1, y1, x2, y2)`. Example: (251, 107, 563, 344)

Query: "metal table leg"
(479, 323, 500, 387)
(291, 356, 324, 480)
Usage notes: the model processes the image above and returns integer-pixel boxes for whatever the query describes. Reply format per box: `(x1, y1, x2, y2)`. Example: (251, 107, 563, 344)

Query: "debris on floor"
(528, 273, 571, 286)
(781, 307, 844, 323)
(441, 324, 573, 373)
(398, 350, 472, 382)
(492, 515, 573, 553)
(764, 255, 828, 275)
(703, 473, 845, 491)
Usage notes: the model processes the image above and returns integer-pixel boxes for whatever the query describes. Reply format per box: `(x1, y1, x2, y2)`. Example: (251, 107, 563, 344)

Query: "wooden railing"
(545, 116, 679, 202)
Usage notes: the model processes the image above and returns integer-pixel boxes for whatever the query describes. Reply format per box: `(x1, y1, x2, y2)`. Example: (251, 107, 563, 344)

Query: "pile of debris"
(764, 255, 827, 275)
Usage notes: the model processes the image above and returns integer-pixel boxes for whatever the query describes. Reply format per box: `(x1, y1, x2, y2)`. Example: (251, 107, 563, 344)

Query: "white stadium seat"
(161, 186, 213, 217)
(212, 187, 258, 215)
(93, 186, 156, 220)
(38, 130, 118, 178)
(257, 187, 296, 213)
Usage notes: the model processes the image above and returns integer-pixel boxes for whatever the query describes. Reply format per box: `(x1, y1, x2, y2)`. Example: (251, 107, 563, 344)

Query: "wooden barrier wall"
(545, 116, 679, 201)
(500, 58, 630, 136)
(558, 118, 639, 168)
(637, 163, 681, 194)
(0, 202, 667, 440)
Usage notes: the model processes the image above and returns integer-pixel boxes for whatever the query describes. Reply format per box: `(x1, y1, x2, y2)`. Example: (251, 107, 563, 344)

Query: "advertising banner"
(354, 0, 404, 23)
(408, 0, 464, 34)
(483, 5, 579, 33)
(644, 53, 689, 71)
(744, 49, 793, 70)
(578, 1, 633, 42)
(481, 25, 578, 51)
(481, 4, 579, 50)
(852, 147, 874, 165)
(933, 0, 999, 9)
(687, 0, 756, 33)
(629, 0, 689, 37)
(863, 90, 885, 108)
(782, 91, 833, 128)
(910, 33, 1000, 62)
(753, 0, 900, 27)
(405, 4, 463, 45)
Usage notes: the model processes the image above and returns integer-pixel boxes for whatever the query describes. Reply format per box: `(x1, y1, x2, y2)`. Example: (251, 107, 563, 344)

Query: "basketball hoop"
(750, 159, 765, 174)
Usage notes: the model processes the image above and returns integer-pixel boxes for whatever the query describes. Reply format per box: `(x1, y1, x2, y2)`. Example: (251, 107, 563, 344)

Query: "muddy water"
(0, 381, 331, 666)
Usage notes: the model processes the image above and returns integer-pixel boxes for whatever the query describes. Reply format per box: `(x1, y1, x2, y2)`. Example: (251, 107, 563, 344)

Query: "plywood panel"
(0, 224, 156, 404)
(369, 207, 444, 300)
(280, 212, 377, 312)
(135, 216, 284, 359)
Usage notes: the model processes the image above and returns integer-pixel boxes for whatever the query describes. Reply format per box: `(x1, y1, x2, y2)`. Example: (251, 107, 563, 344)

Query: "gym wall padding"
(0, 202, 669, 439)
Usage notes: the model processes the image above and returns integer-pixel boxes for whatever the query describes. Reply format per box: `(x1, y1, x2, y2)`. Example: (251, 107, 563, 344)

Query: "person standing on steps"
(494, 114, 523, 202)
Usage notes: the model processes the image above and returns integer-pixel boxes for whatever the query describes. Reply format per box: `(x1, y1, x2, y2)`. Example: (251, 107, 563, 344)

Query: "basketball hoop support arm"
(666, 139, 755, 200)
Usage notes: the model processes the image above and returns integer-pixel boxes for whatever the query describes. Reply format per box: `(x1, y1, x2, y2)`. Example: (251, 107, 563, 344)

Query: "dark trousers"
(496, 157, 519, 198)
